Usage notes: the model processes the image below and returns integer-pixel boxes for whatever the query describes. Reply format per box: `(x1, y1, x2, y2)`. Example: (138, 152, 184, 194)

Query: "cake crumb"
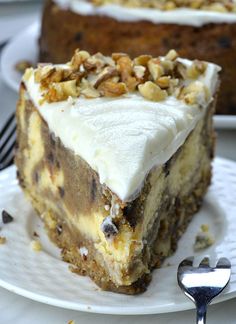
(194, 224, 215, 251)
(68, 321, 75, 324)
(0, 236, 6, 245)
(2, 210, 14, 224)
(30, 240, 42, 252)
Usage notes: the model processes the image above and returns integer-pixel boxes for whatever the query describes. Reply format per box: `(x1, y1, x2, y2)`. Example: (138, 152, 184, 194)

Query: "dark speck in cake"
(50, 132, 56, 146)
(123, 204, 136, 227)
(33, 231, 39, 237)
(58, 186, 65, 198)
(74, 32, 83, 42)
(34, 171, 39, 183)
(90, 178, 97, 202)
(163, 159, 171, 177)
(101, 217, 118, 238)
(218, 36, 231, 49)
(47, 152, 54, 164)
(2, 210, 14, 224)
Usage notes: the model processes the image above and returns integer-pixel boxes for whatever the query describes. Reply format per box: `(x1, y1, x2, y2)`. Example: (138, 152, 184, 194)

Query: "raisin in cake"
(39, 0, 235, 114)
(15, 49, 220, 294)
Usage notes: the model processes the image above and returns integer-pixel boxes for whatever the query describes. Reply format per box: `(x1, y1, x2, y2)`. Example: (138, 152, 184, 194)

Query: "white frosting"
(54, 0, 236, 26)
(23, 59, 220, 202)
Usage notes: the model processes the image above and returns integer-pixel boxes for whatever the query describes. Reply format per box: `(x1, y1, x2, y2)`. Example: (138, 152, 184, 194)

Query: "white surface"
(1, 22, 39, 93)
(0, 4, 41, 44)
(55, 0, 236, 27)
(0, 158, 236, 315)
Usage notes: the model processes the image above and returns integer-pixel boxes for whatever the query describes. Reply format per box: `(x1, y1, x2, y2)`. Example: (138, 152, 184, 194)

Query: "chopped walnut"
(138, 81, 167, 101)
(70, 49, 90, 70)
(32, 48, 211, 106)
(92, 66, 118, 88)
(117, 56, 138, 91)
(98, 81, 127, 97)
(180, 81, 209, 105)
(165, 49, 178, 61)
(148, 59, 164, 81)
(186, 60, 207, 79)
(43, 80, 79, 103)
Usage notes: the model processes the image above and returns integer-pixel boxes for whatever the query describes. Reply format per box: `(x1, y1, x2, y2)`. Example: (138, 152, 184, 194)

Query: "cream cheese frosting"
(54, 0, 236, 26)
(23, 59, 220, 202)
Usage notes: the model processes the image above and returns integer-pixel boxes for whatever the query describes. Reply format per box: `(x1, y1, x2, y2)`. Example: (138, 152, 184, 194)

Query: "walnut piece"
(138, 81, 167, 101)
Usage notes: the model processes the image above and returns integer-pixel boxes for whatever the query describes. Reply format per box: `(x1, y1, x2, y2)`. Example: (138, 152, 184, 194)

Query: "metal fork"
(177, 256, 231, 324)
(0, 112, 16, 171)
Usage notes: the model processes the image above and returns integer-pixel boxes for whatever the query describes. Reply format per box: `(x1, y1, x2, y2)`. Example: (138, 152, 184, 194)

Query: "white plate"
(1, 21, 236, 130)
(0, 157, 236, 315)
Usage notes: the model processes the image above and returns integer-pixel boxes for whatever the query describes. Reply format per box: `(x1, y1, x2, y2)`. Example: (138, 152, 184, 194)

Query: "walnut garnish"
(92, 66, 118, 88)
(148, 59, 164, 81)
(32, 48, 210, 106)
(138, 81, 167, 101)
(98, 81, 127, 97)
(43, 80, 79, 103)
(186, 60, 207, 79)
(117, 56, 138, 91)
(70, 49, 90, 70)
(180, 81, 209, 105)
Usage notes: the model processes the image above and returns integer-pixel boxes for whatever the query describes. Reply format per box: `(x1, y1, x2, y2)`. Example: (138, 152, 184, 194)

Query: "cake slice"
(15, 49, 220, 294)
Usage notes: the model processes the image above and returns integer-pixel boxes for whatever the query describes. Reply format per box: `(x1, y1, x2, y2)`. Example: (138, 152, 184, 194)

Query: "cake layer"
(39, 0, 234, 114)
(15, 83, 215, 293)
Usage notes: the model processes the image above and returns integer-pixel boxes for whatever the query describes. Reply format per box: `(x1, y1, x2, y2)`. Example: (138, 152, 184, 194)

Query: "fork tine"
(0, 113, 15, 139)
(0, 124, 16, 153)
(178, 256, 194, 269)
(199, 257, 210, 267)
(217, 257, 231, 269)
(0, 138, 16, 164)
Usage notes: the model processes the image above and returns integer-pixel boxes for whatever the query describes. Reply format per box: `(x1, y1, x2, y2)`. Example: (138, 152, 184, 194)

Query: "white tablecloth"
(0, 3, 236, 323)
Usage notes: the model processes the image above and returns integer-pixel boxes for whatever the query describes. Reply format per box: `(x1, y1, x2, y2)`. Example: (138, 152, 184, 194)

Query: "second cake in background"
(39, 0, 236, 115)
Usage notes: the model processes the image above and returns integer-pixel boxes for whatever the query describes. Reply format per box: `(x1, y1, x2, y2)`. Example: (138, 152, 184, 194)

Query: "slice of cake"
(15, 49, 220, 294)
(39, 0, 235, 114)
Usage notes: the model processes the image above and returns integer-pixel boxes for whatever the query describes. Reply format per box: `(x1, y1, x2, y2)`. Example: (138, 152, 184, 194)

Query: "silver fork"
(177, 256, 231, 324)
(0, 112, 16, 171)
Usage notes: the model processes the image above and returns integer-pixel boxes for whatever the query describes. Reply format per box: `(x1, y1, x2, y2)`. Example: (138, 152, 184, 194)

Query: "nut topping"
(29, 48, 211, 107)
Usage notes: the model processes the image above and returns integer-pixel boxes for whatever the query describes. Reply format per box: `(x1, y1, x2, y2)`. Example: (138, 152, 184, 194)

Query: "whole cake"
(15, 49, 220, 294)
(39, 0, 236, 115)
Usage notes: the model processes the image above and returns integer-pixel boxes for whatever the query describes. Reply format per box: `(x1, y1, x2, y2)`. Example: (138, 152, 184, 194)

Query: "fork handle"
(196, 304, 207, 324)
